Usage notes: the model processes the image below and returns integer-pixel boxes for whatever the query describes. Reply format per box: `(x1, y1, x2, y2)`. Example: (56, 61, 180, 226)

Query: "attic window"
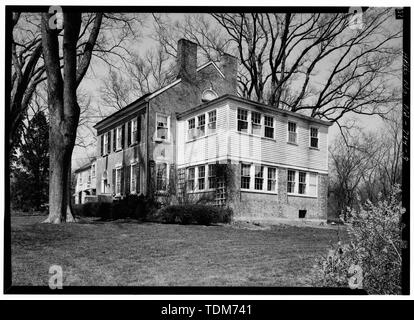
(201, 89, 218, 102)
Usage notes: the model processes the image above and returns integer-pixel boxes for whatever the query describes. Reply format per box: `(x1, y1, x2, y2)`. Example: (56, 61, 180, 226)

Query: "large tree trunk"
(41, 11, 81, 223)
(43, 112, 77, 223)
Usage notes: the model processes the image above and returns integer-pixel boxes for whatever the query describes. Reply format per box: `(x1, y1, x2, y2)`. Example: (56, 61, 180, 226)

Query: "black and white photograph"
(3, 3, 410, 298)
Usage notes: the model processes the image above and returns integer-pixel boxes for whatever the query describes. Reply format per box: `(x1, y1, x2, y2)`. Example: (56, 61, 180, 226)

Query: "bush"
(73, 194, 159, 221)
(155, 204, 233, 225)
(313, 186, 405, 294)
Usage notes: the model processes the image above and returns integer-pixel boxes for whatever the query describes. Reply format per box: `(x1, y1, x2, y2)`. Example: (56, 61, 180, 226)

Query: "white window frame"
(208, 164, 216, 189)
(197, 114, 206, 137)
(287, 121, 297, 144)
(115, 167, 122, 195)
(264, 115, 275, 139)
(241, 164, 278, 194)
(155, 162, 169, 192)
(310, 126, 319, 149)
(251, 111, 262, 136)
(237, 108, 249, 133)
(187, 117, 196, 140)
(130, 163, 137, 194)
(208, 110, 217, 134)
(267, 167, 277, 192)
(131, 119, 137, 144)
(187, 166, 195, 191)
(116, 126, 122, 150)
(156, 113, 169, 141)
(103, 132, 108, 155)
(287, 169, 318, 197)
(241, 163, 251, 189)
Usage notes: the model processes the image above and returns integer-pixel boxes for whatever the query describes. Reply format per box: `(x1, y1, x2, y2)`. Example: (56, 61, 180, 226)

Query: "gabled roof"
(94, 61, 225, 131)
(74, 157, 96, 173)
(176, 94, 333, 127)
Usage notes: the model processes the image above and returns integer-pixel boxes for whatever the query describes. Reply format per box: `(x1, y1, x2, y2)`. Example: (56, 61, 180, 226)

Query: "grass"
(11, 215, 347, 287)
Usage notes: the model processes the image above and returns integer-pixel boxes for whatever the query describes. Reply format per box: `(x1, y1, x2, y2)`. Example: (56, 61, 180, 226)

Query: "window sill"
(240, 188, 278, 195)
(309, 146, 320, 150)
(287, 141, 298, 146)
(287, 193, 317, 198)
(235, 130, 276, 141)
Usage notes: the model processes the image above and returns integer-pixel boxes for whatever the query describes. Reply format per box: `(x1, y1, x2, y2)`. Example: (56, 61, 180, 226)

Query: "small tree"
(11, 111, 49, 211)
(314, 185, 405, 294)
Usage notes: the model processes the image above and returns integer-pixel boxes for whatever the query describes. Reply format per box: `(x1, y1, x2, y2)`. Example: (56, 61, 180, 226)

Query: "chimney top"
(176, 39, 197, 82)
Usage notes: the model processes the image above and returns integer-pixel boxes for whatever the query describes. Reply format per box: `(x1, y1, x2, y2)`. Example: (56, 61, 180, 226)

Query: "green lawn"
(11, 215, 346, 287)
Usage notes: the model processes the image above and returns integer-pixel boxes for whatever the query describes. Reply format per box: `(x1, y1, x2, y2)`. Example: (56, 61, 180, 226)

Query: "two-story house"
(74, 158, 97, 204)
(94, 38, 332, 221)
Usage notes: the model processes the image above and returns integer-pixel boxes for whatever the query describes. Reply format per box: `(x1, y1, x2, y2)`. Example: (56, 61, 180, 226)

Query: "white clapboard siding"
(227, 102, 328, 172)
(177, 103, 228, 166)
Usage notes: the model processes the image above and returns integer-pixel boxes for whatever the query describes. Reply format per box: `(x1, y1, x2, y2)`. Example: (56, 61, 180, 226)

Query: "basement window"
(299, 210, 307, 219)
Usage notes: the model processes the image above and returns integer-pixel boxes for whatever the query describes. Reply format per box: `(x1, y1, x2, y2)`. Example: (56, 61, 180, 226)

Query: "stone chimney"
(220, 53, 238, 95)
(176, 39, 197, 82)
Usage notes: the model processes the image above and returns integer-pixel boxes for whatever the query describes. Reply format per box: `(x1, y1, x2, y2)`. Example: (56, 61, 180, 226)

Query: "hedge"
(72, 194, 159, 221)
(154, 204, 233, 225)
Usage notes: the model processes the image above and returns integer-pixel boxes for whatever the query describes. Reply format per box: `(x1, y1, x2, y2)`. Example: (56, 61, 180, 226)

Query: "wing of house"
(92, 38, 332, 221)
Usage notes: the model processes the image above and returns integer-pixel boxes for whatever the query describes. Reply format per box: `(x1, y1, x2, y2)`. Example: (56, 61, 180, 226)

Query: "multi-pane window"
(115, 167, 122, 194)
(188, 118, 196, 139)
(131, 164, 137, 193)
(288, 122, 297, 144)
(156, 114, 168, 140)
(310, 127, 319, 148)
(156, 163, 167, 191)
(237, 109, 248, 133)
(208, 110, 216, 134)
(287, 170, 296, 193)
(103, 133, 108, 155)
(251, 112, 261, 135)
(298, 171, 306, 194)
(198, 165, 205, 190)
(241, 164, 251, 189)
(187, 167, 195, 191)
(208, 164, 216, 189)
(254, 165, 264, 190)
(131, 119, 137, 144)
(264, 116, 274, 139)
(198, 114, 205, 137)
(116, 126, 122, 150)
(267, 167, 277, 191)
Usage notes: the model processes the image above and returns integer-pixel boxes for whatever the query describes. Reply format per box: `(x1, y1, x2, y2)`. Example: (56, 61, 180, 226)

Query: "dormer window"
(201, 89, 218, 102)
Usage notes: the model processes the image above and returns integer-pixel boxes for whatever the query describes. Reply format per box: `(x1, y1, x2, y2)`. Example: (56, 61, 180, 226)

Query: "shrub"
(155, 204, 233, 225)
(313, 186, 405, 294)
(73, 195, 160, 221)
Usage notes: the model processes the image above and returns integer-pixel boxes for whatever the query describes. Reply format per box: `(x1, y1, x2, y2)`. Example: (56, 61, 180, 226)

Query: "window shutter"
(120, 167, 125, 195)
(137, 115, 141, 143)
(125, 165, 131, 195)
(127, 121, 131, 146)
(113, 129, 116, 151)
(136, 165, 140, 193)
(121, 124, 125, 149)
(112, 169, 116, 194)
(100, 135, 103, 156)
